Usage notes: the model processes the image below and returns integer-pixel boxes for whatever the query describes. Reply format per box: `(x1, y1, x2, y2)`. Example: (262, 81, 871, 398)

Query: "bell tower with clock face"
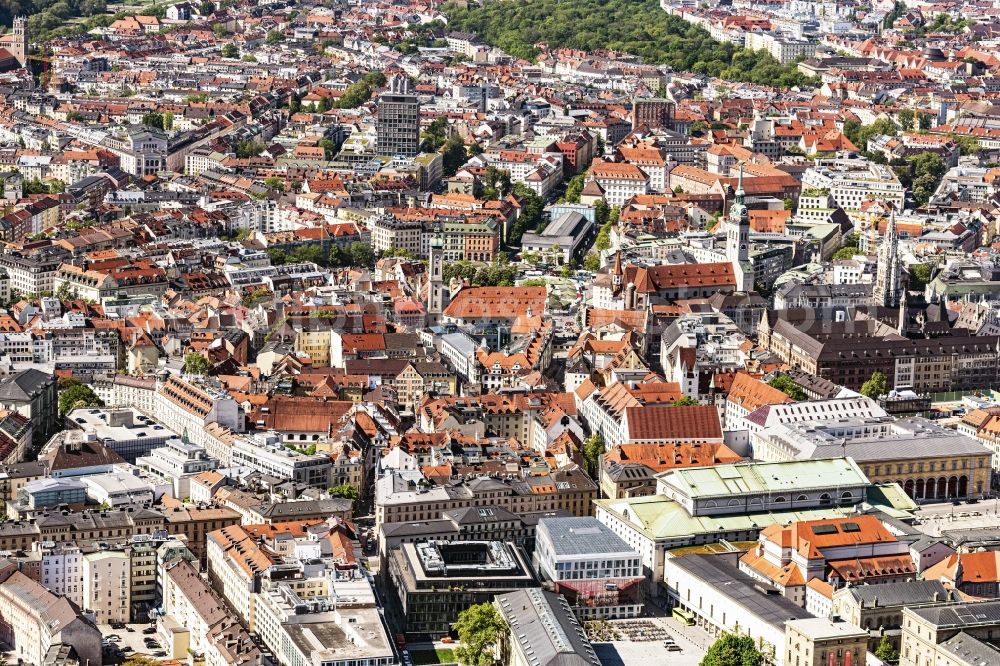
(427, 225, 447, 326)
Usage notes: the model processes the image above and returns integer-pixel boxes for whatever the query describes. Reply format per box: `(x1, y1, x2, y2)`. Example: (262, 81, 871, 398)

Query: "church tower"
(8, 17, 26, 68)
(874, 213, 902, 308)
(727, 162, 754, 291)
(426, 224, 447, 326)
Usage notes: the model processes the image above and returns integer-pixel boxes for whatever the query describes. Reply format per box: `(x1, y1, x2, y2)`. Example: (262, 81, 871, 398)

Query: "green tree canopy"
(442, 135, 469, 177)
(860, 371, 889, 400)
(140, 112, 165, 130)
(909, 263, 933, 291)
(349, 241, 375, 267)
(563, 174, 586, 203)
(767, 375, 806, 401)
(582, 432, 605, 476)
(59, 383, 104, 416)
(454, 603, 508, 666)
(328, 483, 360, 511)
(832, 247, 861, 261)
(874, 635, 898, 663)
(184, 352, 213, 375)
(442, 0, 816, 88)
(701, 632, 764, 666)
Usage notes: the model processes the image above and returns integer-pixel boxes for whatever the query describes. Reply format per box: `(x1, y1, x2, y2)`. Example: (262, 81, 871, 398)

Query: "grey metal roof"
(907, 600, 1000, 628)
(539, 517, 633, 556)
(939, 632, 1000, 666)
(844, 581, 950, 607)
(496, 589, 600, 666)
(667, 554, 812, 628)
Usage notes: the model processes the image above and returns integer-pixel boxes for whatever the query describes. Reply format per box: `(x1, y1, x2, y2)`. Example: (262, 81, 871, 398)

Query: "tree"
(212, 23, 227, 38)
(199, 0, 214, 14)
(482, 166, 512, 200)
(163, 111, 174, 131)
(875, 635, 898, 663)
(268, 248, 287, 265)
(582, 433, 605, 476)
(701, 632, 764, 666)
(441, 135, 468, 177)
(507, 185, 543, 246)
(563, 174, 585, 203)
(897, 109, 915, 131)
(909, 263, 933, 291)
(221, 42, 238, 58)
(767, 375, 806, 401)
(860, 371, 889, 400)
(843, 117, 897, 151)
(59, 383, 104, 416)
(266, 29, 284, 44)
(242, 287, 271, 309)
(184, 352, 213, 375)
(454, 603, 508, 666)
(349, 242, 375, 267)
(583, 251, 601, 272)
(421, 116, 449, 152)
(329, 483, 360, 510)
(56, 281, 75, 301)
(673, 396, 700, 406)
(950, 133, 980, 156)
(907, 151, 947, 205)
(319, 138, 338, 160)
(832, 247, 860, 261)
(235, 139, 265, 158)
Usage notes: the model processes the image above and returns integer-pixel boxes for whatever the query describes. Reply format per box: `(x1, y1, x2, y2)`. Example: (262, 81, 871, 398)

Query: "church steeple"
(874, 212, 901, 308)
(727, 162, 753, 291)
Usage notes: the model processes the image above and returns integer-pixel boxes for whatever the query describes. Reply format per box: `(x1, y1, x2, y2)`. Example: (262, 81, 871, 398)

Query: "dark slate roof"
(0, 369, 53, 402)
(845, 580, 951, 607)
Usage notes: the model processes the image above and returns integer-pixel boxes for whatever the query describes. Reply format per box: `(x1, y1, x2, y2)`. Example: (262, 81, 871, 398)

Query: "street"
(911, 498, 999, 537)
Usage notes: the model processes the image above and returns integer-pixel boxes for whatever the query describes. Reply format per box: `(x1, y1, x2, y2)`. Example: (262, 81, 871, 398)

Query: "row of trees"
(267, 241, 376, 269)
(443, 0, 818, 88)
(443, 258, 518, 287)
(421, 117, 472, 177)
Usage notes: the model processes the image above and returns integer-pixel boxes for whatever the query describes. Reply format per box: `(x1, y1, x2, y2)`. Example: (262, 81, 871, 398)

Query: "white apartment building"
(0, 568, 102, 666)
(110, 375, 158, 415)
(589, 161, 651, 207)
(37, 542, 84, 609)
(802, 159, 905, 214)
(82, 549, 131, 624)
(230, 432, 332, 488)
(534, 516, 642, 586)
(745, 31, 817, 64)
(0, 253, 62, 296)
(154, 375, 243, 451)
(255, 577, 395, 666)
(370, 215, 423, 256)
(207, 525, 266, 632)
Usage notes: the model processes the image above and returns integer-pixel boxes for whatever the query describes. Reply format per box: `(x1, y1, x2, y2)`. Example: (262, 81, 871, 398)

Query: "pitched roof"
(624, 405, 723, 442)
(727, 372, 794, 412)
(443, 286, 547, 320)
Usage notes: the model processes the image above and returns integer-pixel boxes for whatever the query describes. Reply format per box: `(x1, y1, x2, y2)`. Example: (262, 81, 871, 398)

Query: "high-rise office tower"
(377, 74, 421, 157)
